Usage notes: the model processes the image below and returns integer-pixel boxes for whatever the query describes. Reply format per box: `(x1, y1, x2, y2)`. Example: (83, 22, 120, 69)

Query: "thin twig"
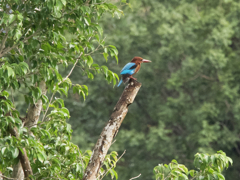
(84, 37, 106, 56)
(129, 173, 141, 180)
(0, 30, 41, 58)
(41, 92, 55, 122)
(200, 74, 215, 81)
(11, 87, 14, 105)
(187, 74, 199, 82)
(59, 36, 92, 85)
(99, 150, 126, 180)
(111, 139, 116, 145)
(60, 51, 84, 84)
(0, 174, 15, 179)
(0, 31, 9, 53)
(41, 36, 93, 121)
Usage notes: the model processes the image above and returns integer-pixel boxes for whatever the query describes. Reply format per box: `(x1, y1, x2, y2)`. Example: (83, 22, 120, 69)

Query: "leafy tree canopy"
(0, 0, 121, 179)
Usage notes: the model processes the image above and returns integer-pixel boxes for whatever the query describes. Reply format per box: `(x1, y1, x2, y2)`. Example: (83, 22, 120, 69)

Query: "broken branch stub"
(83, 79, 142, 180)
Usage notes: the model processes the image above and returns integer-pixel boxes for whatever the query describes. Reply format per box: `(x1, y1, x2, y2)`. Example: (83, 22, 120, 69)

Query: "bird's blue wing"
(120, 62, 137, 75)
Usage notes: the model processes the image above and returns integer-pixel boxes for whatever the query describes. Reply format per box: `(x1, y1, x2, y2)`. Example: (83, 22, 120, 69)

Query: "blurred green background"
(64, 0, 240, 179)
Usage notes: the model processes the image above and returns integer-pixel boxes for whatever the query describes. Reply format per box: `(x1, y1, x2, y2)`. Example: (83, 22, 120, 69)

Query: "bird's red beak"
(142, 59, 151, 63)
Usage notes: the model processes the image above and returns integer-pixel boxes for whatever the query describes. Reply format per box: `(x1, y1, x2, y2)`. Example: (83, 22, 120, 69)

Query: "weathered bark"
(12, 81, 47, 179)
(12, 161, 24, 180)
(25, 81, 47, 128)
(83, 79, 142, 180)
(10, 127, 33, 179)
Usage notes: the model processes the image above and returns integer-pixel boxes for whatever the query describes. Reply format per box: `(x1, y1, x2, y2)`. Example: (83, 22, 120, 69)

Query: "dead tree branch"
(83, 79, 142, 180)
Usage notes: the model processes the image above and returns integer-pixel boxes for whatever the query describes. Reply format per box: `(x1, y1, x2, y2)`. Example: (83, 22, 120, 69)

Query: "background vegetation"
(67, 0, 240, 179)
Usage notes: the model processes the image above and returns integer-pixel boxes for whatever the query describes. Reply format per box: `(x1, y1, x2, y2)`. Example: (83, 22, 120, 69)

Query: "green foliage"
(66, 0, 240, 179)
(0, 0, 123, 179)
(154, 151, 232, 180)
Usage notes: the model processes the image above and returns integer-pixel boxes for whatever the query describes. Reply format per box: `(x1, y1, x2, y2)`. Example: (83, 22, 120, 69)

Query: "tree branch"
(0, 31, 9, 54)
(129, 174, 141, 180)
(41, 92, 55, 122)
(0, 173, 15, 180)
(12, 81, 46, 179)
(0, 30, 41, 58)
(25, 81, 47, 128)
(200, 74, 216, 81)
(60, 36, 92, 85)
(83, 79, 142, 180)
(9, 127, 33, 179)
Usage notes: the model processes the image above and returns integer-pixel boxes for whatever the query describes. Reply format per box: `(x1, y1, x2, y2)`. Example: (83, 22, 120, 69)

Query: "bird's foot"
(129, 76, 137, 80)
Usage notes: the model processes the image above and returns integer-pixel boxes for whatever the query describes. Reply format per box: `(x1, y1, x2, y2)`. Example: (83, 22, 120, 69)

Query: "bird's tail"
(117, 79, 123, 87)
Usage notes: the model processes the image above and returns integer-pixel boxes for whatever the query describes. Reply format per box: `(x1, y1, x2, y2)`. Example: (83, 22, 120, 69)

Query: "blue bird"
(118, 56, 151, 87)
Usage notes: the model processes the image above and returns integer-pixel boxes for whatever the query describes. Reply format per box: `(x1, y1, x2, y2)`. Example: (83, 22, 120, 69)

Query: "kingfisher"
(117, 56, 151, 87)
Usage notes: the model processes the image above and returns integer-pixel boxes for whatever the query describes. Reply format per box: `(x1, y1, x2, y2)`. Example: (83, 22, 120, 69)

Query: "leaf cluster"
(154, 151, 233, 180)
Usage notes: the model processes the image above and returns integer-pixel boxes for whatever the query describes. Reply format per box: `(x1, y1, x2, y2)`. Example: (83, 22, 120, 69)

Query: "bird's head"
(131, 56, 151, 64)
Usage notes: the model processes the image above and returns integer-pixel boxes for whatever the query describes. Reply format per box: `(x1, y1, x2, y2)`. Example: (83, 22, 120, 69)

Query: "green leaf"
(101, 66, 108, 77)
(227, 157, 233, 165)
(114, 73, 119, 81)
(188, 170, 194, 177)
(37, 153, 45, 163)
(179, 173, 188, 180)
(41, 94, 49, 104)
(82, 85, 88, 96)
(32, 87, 42, 101)
(6, 116, 15, 124)
(1, 147, 6, 155)
(6, 66, 15, 77)
(9, 14, 16, 24)
(103, 52, 108, 61)
(1, 91, 9, 98)
(84, 17, 91, 26)
(81, 91, 86, 101)
(14, 29, 22, 41)
(211, 155, 216, 165)
(96, 25, 103, 36)
(66, 123, 71, 133)
(61, 107, 70, 118)
(109, 45, 118, 56)
(53, 98, 64, 108)
(19, 62, 29, 74)
(17, 14, 23, 21)
(87, 56, 93, 67)
(115, 55, 118, 63)
(52, 157, 61, 168)
(88, 72, 94, 79)
(12, 148, 19, 159)
(61, 0, 66, 6)
(217, 173, 225, 180)
(178, 164, 188, 174)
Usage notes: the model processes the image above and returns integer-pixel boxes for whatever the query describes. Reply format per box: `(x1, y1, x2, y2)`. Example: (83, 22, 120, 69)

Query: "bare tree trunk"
(12, 162, 24, 180)
(12, 81, 47, 179)
(83, 79, 142, 180)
